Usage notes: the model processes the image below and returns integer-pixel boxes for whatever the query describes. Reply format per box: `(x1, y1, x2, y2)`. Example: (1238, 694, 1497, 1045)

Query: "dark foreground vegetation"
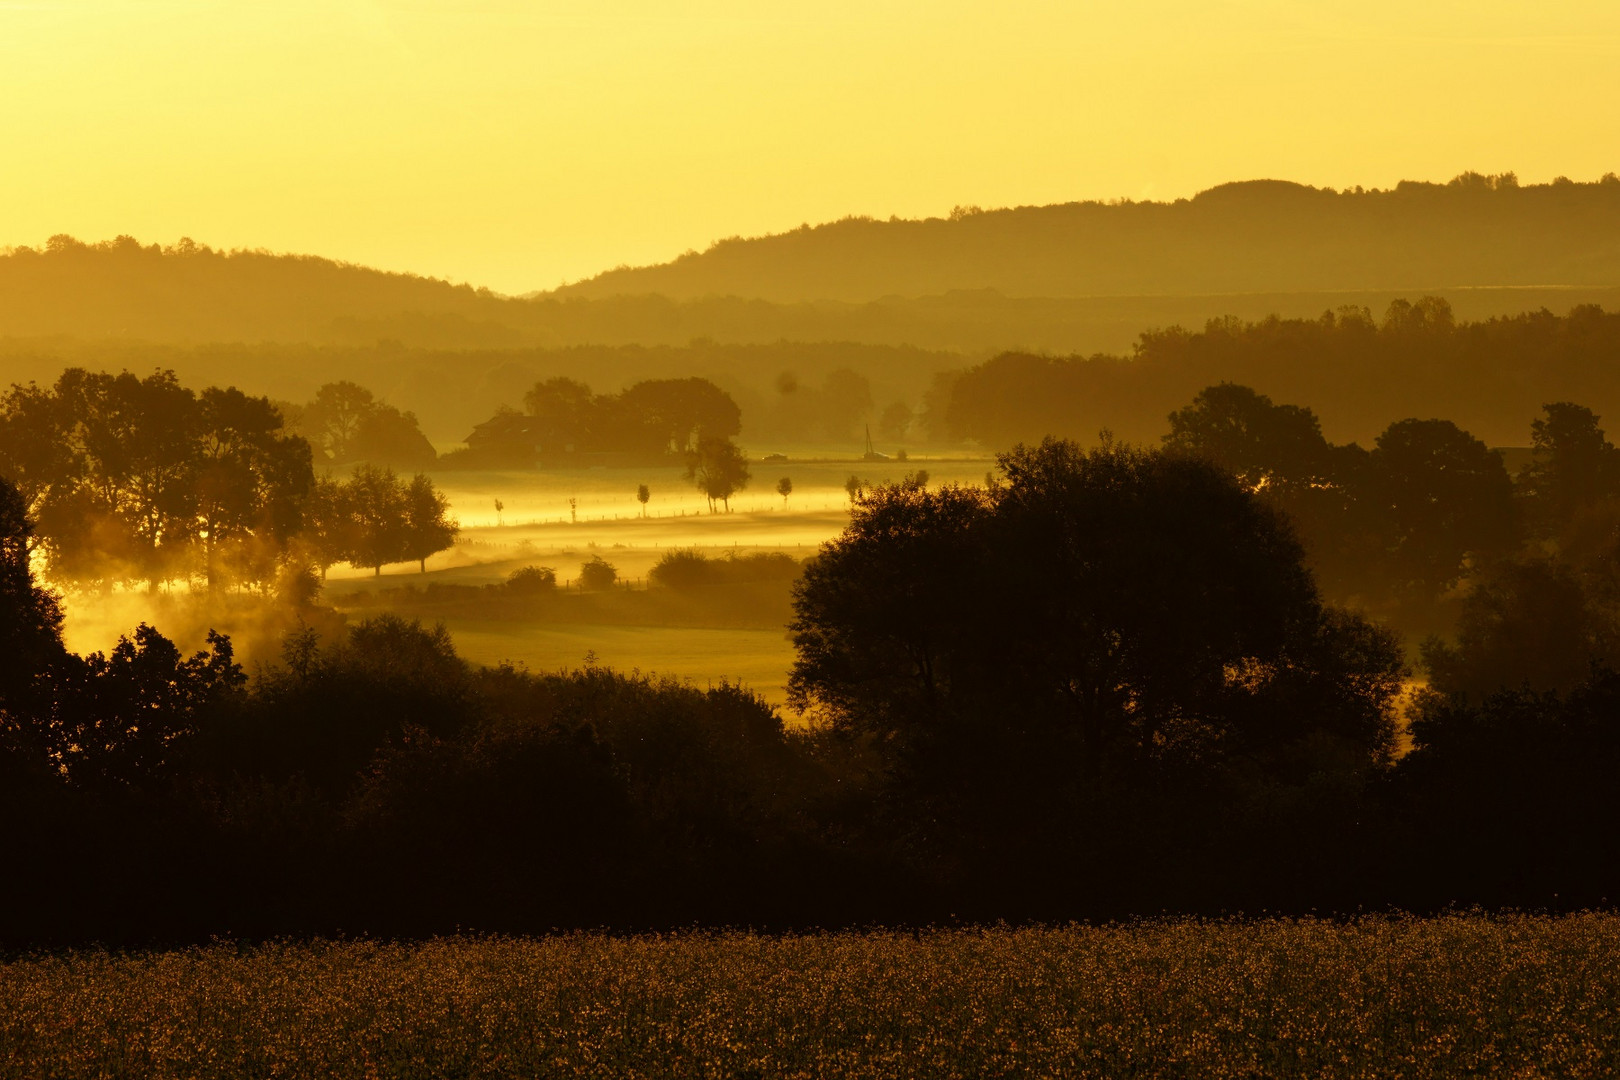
(7, 418, 1620, 942)
(5, 916, 1619, 1079)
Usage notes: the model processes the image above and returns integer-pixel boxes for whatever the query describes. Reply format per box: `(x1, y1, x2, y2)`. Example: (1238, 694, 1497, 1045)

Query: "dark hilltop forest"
(6, 175, 1620, 357)
(557, 173, 1620, 302)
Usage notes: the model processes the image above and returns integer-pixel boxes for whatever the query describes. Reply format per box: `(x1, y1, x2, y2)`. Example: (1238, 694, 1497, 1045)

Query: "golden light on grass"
(5, 916, 1620, 1077)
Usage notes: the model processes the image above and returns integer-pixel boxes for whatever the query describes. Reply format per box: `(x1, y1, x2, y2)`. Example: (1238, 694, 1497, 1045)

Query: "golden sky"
(4, 1, 1618, 294)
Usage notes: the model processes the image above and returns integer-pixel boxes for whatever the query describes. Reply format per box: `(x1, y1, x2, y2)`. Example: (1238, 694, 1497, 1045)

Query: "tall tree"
(345, 465, 410, 576)
(402, 473, 458, 573)
(1364, 418, 1518, 601)
(1518, 402, 1620, 537)
(1164, 383, 1333, 496)
(301, 381, 376, 463)
(0, 382, 76, 528)
(0, 477, 65, 725)
(299, 475, 355, 581)
(685, 437, 750, 513)
(790, 439, 1404, 850)
(522, 377, 596, 451)
(192, 387, 313, 589)
(616, 377, 741, 454)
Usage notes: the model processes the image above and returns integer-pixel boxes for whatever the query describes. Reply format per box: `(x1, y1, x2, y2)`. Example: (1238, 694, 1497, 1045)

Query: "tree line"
(7, 422, 1620, 942)
(450, 376, 742, 468)
(1159, 382, 1620, 642)
(0, 369, 459, 591)
(934, 300, 1620, 448)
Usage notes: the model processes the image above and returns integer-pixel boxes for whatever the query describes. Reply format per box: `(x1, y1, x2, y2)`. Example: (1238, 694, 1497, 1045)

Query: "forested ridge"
(8, 175, 1620, 364)
(558, 174, 1620, 302)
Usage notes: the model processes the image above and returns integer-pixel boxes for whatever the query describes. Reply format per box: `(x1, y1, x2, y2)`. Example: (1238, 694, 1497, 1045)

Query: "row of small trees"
(458, 377, 743, 468)
(304, 467, 458, 577)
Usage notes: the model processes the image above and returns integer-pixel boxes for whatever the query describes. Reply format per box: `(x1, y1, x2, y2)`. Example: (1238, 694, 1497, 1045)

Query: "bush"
(505, 565, 557, 595)
(649, 549, 801, 590)
(578, 555, 618, 591)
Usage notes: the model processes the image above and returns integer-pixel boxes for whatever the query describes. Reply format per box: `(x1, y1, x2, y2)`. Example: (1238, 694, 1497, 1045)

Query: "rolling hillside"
(554, 175, 1620, 303)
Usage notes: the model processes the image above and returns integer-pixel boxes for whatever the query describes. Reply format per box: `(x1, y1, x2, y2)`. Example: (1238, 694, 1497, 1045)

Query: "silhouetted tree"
(1517, 402, 1620, 537)
(686, 437, 750, 512)
(1364, 418, 1518, 601)
(1164, 383, 1333, 495)
(0, 382, 74, 525)
(298, 382, 435, 467)
(299, 475, 355, 580)
(345, 465, 409, 576)
(777, 476, 792, 507)
(636, 484, 650, 517)
(1421, 557, 1620, 702)
(50, 626, 243, 789)
(192, 387, 312, 589)
(301, 381, 375, 462)
(217, 616, 474, 798)
(1398, 669, 1620, 907)
(522, 377, 595, 453)
(0, 369, 314, 590)
(401, 473, 458, 573)
(352, 406, 437, 469)
(791, 439, 1404, 883)
(0, 477, 64, 725)
(615, 377, 741, 454)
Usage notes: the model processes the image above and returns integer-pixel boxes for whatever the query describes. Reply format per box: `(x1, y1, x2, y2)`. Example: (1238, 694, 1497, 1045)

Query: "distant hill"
(3, 233, 1618, 361)
(7, 181, 1620, 448)
(553, 175, 1620, 303)
(0, 235, 529, 345)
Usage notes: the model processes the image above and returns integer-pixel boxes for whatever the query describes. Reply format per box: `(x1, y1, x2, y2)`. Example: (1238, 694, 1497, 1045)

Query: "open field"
(5, 914, 1619, 1079)
(320, 457, 995, 707)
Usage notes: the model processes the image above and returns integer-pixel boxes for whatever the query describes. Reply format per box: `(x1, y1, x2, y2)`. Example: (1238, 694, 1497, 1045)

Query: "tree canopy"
(0, 369, 313, 589)
(461, 377, 742, 467)
(685, 437, 751, 512)
(790, 439, 1405, 874)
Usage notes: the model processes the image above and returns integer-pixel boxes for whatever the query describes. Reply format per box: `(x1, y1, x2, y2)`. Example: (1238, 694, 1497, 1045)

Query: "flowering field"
(5, 915, 1618, 1079)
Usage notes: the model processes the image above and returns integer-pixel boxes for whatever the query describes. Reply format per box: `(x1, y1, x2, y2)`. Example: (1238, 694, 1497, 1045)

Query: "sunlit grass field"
(318, 457, 994, 708)
(6, 915, 1618, 1079)
(54, 458, 989, 710)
